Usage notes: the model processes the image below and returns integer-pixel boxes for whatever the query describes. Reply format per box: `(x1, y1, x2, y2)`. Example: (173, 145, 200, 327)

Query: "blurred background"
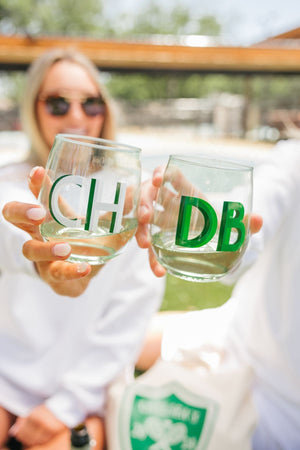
(0, 0, 299, 155)
(0, 0, 299, 308)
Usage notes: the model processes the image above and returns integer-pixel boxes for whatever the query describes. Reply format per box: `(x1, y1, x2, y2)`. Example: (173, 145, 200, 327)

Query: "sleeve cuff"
(45, 389, 105, 428)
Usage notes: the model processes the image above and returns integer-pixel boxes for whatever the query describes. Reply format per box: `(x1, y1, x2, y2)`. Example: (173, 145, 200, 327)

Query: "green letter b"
(217, 201, 246, 252)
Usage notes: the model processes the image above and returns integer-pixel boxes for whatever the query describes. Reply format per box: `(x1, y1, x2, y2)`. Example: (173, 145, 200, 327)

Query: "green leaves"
(0, 0, 104, 36)
(0, 0, 222, 38)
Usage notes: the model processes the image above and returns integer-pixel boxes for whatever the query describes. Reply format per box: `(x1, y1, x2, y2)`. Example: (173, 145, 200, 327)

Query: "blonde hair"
(20, 48, 116, 166)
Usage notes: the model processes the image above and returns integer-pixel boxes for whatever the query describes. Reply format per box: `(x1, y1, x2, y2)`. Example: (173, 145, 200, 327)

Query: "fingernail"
(52, 243, 71, 257)
(9, 424, 17, 436)
(139, 205, 148, 217)
(29, 166, 40, 179)
(77, 262, 89, 273)
(26, 207, 46, 221)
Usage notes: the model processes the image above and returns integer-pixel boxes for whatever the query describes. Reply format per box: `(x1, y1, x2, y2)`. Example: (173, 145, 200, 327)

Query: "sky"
(105, 0, 300, 45)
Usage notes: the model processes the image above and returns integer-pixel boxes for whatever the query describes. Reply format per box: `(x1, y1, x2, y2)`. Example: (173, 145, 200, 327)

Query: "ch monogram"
(49, 174, 126, 233)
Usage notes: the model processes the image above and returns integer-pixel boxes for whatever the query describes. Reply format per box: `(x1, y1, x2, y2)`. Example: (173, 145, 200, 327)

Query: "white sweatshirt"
(226, 139, 300, 449)
(161, 140, 300, 449)
(0, 162, 165, 427)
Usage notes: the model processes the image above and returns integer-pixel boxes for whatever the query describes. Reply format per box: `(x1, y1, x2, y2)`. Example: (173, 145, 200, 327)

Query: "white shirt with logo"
(0, 162, 165, 427)
(161, 140, 300, 449)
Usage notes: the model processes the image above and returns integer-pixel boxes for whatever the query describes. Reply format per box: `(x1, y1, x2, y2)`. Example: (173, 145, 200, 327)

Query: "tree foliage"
(0, 0, 222, 38)
(0, 0, 298, 110)
(116, 1, 221, 37)
(0, 0, 104, 35)
(125, 2, 191, 36)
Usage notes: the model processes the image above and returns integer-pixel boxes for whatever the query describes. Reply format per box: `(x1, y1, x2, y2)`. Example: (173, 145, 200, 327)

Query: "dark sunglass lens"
(45, 97, 69, 116)
(83, 97, 106, 116)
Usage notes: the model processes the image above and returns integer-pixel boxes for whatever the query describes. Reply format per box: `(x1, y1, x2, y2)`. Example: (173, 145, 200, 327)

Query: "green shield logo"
(119, 382, 219, 449)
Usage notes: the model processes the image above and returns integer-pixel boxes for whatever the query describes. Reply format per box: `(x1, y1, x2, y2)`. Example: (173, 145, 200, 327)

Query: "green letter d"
(175, 196, 218, 248)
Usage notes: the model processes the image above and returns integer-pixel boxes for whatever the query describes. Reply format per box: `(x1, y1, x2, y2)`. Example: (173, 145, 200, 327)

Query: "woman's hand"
(9, 404, 67, 447)
(2, 167, 101, 297)
(136, 166, 167, 278)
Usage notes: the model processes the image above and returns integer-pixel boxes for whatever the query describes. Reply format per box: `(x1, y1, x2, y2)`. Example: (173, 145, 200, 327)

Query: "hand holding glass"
(38, 134, 141, 265)
(150, 155, 253, 281)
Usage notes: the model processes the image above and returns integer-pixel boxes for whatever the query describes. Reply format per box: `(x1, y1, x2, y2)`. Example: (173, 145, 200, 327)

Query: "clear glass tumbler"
(150, 155, 253, 282)
(38, 134, 141, 265)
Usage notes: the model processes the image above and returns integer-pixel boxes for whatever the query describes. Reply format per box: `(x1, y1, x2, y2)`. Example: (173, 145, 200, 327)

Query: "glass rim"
(168, 154, 253, 172)
(54, 133, 141, 155)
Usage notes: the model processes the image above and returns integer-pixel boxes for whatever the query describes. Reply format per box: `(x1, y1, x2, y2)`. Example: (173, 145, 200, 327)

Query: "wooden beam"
(254, 26, 300, 48)
(0, 34, 299, 74)
(265, 26, 300, 40)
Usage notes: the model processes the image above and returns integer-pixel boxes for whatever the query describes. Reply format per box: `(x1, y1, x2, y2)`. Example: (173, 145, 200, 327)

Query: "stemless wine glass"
(150, 155, 253, 282)
(38, 134, 141, 265)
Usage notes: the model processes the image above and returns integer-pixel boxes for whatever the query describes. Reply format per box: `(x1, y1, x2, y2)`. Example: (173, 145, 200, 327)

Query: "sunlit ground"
(0, 125, 273, 167)
(118, 125, 273, 171)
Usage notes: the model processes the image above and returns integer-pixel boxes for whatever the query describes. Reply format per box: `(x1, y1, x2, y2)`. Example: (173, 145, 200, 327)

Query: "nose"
(67, 101, 86, 122)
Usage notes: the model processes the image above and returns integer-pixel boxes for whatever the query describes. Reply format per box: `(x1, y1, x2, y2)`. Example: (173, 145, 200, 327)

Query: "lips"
(60, 128, 87, 135)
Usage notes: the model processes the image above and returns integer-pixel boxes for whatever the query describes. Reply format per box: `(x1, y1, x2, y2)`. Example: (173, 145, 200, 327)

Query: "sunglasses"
(39, 94, 106, 117)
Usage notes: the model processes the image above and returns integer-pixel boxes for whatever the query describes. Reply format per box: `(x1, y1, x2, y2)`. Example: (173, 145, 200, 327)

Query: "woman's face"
(36, 60, 106, 150)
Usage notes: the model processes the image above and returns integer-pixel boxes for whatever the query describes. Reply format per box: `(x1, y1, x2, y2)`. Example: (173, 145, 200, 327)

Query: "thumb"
(9, 418, 22, 436)
(28, 166, 46, 199)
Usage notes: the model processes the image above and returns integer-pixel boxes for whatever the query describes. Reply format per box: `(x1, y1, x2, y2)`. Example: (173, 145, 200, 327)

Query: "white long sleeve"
(44, 241, 165, 426)
(0, 163, 165, 427)
(161, 140, 300, 449)
(226, 140, 300, 448)
(223, 140, 299, 283)
(0, 163, 38, 276)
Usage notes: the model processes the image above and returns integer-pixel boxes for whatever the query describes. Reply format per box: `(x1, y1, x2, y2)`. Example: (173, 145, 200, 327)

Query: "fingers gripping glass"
(39, 95, 106, 117)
